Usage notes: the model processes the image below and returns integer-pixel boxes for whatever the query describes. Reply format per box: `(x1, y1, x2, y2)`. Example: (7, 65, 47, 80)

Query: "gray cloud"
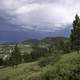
(0, 0, 80, 32)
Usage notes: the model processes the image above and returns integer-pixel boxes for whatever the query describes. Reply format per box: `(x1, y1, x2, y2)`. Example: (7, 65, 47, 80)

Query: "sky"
(0, 0, 80, 41)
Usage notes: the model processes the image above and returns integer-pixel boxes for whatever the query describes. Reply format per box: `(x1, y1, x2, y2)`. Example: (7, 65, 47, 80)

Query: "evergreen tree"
(70, 14, 80, 52)
(23, 53, 32, 62)
(9, 44, 22, 67)
(0, 58, 3, 66)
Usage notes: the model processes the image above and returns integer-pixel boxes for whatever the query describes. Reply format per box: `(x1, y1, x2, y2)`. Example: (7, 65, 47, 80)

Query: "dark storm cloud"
(0, 0, 80, 32)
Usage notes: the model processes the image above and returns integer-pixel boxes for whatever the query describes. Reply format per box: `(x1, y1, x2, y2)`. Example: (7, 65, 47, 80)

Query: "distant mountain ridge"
(22, 37, 68, 45)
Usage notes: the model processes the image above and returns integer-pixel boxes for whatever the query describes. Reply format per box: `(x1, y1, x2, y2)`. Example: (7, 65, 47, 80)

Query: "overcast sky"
(0, 0, 80, 32)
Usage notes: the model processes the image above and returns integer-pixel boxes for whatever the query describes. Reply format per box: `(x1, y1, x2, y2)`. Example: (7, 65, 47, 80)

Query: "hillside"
(0, 52, 80, 80)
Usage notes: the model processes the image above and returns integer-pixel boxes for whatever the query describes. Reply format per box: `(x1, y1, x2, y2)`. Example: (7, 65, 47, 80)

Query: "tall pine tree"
(70, 14, 80, 52)
(9, 44, 22, 67)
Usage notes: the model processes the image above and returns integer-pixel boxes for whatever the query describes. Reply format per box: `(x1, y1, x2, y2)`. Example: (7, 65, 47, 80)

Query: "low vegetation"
(0, 52, 80, 80)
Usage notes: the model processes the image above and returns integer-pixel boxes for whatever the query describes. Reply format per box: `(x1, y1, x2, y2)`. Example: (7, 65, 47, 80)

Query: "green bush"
(43, 52, 80, 80)
(38, 54, 60, 67)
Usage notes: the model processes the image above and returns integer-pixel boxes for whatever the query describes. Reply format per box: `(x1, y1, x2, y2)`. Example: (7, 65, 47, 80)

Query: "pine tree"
(0, 58, 3, 66)
(9, 44, 22, 67)
(70, 14, 80, 53)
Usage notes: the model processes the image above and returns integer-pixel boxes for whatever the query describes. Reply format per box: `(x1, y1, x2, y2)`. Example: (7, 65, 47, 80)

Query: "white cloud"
(0, 0, 80, 32)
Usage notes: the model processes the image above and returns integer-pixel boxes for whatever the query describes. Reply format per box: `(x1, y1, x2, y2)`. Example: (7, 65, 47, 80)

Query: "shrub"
(43, 52, 80, 80)
(38, 54, 60, 67)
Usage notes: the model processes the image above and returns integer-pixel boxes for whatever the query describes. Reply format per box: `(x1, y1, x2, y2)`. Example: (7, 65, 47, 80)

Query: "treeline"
(0, 40, 71, 67)
(0, 44, 50, 67)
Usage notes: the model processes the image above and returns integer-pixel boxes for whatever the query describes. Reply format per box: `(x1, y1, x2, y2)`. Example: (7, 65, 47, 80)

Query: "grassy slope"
(0, 62, 43, 80)
(0, 52, 80, 80)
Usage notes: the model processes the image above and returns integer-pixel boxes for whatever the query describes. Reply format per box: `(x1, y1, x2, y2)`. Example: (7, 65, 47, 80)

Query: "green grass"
(18, 44, 33, 54)
(0, 52, 80, 80)
(0, 62, 42, 80)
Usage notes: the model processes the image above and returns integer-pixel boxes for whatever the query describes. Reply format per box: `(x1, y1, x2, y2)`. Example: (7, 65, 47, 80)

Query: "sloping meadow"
(0, 52, 80, 80)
